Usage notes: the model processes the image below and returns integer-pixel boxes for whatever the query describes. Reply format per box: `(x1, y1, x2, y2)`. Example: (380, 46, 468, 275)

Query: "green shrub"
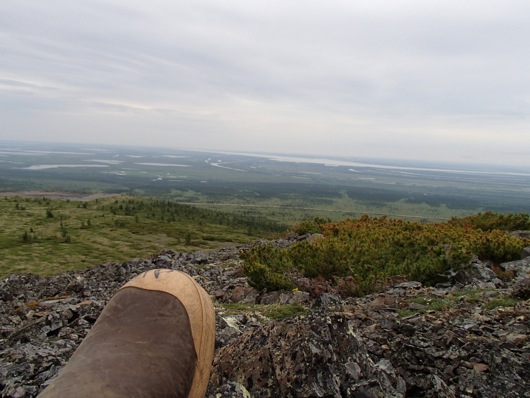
(470, 229, 527, 263)
(242, 261, 294, 291)
(241, 243, 294, 291)
(449, 211, 530, 231)
(242, 214, 529, 297)
(290, 217, 331, 235)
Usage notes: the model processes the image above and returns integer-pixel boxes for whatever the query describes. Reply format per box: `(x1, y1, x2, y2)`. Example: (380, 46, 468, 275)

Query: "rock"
(210, 312, 404, 397)
(510, 231, 530, 240)
(510, 278, 530, 300)
(452, 260, 504, 289)
(229, 286, 258, 303)
(313, 292, 342, 308)
(501, 257, 530, 282)
(504, 333, 528, 345)
(1, 243, 529, 398)
(388, 281, 423, 290)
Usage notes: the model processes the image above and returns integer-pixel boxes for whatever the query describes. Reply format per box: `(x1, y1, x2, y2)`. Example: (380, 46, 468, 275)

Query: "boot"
(38, 269, 215, 398)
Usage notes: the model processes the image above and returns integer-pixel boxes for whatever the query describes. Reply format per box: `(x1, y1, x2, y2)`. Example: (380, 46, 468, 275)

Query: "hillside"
(1, 231, 529, 397)
(0, 194, 285, 277)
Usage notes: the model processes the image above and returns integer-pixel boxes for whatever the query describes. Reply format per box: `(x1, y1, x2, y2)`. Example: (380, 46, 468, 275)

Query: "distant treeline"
(2, 163, 529, 213)
(106, 198, 287, 234)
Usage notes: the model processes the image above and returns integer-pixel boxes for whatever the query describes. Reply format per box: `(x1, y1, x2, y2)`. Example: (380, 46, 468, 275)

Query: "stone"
(0, 244, 529, 398)
(228, 286, 258, 303)
(510, 278, 530, 300)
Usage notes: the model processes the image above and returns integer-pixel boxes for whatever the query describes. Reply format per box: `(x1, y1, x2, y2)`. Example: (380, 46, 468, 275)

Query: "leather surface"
(38, 287, 197, 398)
(122, 269, 216, 398)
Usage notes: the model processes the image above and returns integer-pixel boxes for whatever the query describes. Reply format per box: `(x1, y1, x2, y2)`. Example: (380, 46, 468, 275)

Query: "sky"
(1, 0, 529, 167)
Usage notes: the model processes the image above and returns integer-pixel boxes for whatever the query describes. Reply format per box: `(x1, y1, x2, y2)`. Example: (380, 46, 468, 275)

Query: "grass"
(220, 302, 308, 321)
(451, 289, 488, 303)
(398, 291, 522, 317)
(484, 296, 520, 310)
(407, 296, 452, 311)
(0, 195, 284, 278)
(223, 294, 518, 320)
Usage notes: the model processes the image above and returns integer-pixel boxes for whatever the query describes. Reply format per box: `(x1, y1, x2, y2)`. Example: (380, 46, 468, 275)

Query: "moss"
(263, 303, 307, 320)
(220, 303, 307, 320)
(451, 289, 489, 303)
(406, 296, 452, 312)
(397, 308, 420, 318)
(484, 296, 520, 310)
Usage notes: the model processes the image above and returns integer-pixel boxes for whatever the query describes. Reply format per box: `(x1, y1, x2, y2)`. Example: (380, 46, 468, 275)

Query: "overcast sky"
(1, 0, 529, 167)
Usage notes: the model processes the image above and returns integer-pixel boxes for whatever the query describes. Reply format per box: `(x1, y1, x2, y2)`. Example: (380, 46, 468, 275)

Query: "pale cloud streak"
(1, 0, 529, 167)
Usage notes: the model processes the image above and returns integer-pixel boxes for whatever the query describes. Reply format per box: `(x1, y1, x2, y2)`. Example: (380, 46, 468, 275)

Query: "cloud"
(1, 0, 529, 167)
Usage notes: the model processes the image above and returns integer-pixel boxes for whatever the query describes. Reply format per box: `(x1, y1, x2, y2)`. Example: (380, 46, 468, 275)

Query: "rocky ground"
(1, 235, 529, 397)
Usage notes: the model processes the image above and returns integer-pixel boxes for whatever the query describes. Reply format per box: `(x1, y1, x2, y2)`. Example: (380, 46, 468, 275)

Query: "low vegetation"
(484, 296, 521, 310)
(242, 213, 529, 297)
(0, 195, 286, 277)
(220, 302, 308, 321)
(397, 292, 522, 317)
(448, 211, 530, 231)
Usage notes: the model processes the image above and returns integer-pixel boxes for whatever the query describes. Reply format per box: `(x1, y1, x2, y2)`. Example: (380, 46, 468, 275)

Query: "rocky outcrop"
(1, 241, 529, 398)
(212, 311, 405, 397)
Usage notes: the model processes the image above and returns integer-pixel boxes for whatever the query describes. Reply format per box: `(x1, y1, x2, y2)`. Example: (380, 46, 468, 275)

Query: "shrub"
(449, 211, 530, 231)
(241, 243, 294, 291)
(290, 217, 331, 235)
(242, 214, 530, 297)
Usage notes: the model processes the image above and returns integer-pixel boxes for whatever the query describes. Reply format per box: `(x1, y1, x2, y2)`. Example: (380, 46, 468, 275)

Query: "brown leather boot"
(38, 269, 215, 398)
